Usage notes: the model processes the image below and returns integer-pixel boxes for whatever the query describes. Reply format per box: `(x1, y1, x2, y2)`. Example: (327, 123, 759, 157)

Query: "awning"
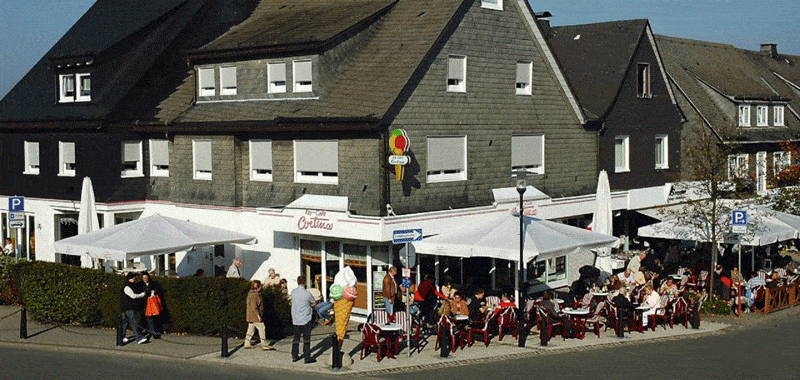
(635, 204, 685, 221)
(54, 214, 256, 261)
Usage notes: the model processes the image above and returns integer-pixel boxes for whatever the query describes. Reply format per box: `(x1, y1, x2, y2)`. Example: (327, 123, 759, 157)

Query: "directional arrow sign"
(392, 228, 423, 244)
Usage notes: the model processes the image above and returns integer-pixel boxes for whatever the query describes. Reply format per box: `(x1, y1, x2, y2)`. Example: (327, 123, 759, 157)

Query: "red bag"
(145, 295, 163, 317)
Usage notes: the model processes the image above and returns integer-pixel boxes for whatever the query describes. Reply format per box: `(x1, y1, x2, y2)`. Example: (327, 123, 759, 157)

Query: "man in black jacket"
(121, 272, 148, 344)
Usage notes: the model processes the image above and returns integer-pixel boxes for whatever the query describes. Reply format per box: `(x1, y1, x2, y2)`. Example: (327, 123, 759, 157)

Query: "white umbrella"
(591, 171, 614, 280)
(54, 214, 256, 262)
(77, 177, 100, 268)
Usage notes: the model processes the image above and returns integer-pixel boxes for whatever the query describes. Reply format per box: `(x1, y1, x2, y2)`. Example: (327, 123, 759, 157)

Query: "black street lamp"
(515, 168, 527, 347)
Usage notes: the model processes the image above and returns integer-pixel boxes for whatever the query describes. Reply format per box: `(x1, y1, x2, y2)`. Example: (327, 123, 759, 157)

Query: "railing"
(761, 283, 799, 313)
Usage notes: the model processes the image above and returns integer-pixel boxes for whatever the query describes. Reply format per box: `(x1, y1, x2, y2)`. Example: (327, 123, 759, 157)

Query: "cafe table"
(562, 307, 590, 339)
(378, 323, 404, 358)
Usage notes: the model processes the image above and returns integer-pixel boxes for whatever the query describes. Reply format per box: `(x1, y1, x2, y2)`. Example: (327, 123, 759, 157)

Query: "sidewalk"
(0, 304, 738, 375)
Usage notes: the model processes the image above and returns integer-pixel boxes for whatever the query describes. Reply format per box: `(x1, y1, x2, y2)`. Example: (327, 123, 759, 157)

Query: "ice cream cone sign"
(389, 129, 410, 181)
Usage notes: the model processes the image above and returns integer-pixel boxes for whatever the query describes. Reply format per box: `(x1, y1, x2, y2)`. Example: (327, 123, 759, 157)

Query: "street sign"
(401, 277, 411, 289)
(9, 219, 25, 229)
(392, 229, 423, 244)
(402, 268, 411, 278)
(8, 196, 24, 212)
(732, 210, 747, 233)
(9, 213, 25, 222)
(399, 243, 417, 268)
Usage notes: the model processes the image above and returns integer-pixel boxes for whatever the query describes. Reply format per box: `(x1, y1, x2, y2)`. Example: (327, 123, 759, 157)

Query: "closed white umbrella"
(592, 171, 614, 280)
(77, 177, 100, 268)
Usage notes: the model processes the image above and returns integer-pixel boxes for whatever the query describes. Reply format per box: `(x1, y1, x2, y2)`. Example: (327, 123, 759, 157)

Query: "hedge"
(0, 259, 292, 338)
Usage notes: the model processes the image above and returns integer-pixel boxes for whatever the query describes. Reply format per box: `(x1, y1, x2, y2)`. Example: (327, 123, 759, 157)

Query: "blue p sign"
(8, 197, 24, 212)
(732, 210, 747, 226)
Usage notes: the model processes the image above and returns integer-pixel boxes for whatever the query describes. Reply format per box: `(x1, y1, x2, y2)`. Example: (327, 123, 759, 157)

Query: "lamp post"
(516, 168, 527, 347)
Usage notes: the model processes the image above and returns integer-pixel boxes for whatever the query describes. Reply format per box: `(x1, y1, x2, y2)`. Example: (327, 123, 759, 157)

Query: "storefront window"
(532, 255, 567, 284)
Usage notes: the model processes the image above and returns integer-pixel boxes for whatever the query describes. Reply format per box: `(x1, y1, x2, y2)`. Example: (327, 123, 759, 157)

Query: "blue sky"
(1, 0, 798, 98)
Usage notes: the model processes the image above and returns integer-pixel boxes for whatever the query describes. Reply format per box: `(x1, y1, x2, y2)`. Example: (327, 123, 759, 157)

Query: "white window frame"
(192, 139, 213, 180)
(774, 106, 785, 126)
(614, 135, 630, 173)
(58, 141, 76, 177)
(294, 140, 339, 184)
(121, 141, 144, 178)
(728, 154, 749, 180)
(447, 55, 466, 93)
(198, 67, 215, 97)
(655, 134, 669, 169)
(58, 73, 91, 103)
(774, 151, 791, 175)
(23, 141, 40, 175)
(268, 62, 286, 93)
(76, 73, 91, 102)
(756, 105, 768, 126)
(637, 63, 651, 98)
(249, 140, 273, 182)
(511, 135, 544, 175)
(426, 136, 467, 183)
(532, 254, 568, 287)
(219, 66, 237, 95)
(293, 60, 313, 93)
(738, 105, 751, 127)
(480, 0, 503, 11)
(149, 139, 169, 177)
(516, 61, 532, 95)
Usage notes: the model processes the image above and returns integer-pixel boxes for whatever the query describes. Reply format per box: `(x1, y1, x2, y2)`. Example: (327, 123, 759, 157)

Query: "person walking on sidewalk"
(120, 272, 148, 344)
(245, 280, 274, 350)
(291, 276, 316, 364)
(141, 271, 164, 339)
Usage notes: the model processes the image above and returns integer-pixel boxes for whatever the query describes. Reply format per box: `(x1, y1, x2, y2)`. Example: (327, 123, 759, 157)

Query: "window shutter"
(150, 140, 169, 166)
(269, 62, 286, 82)
(62, 142, 75, 164)
(428, 137, 465, 172)
(512, 136, 537, 167)
(448, 57, 464, 80)
(27, 142, 39, 166)
(199, 68, 214, 89)
(250, 140, 272, 171)
(194, 140, 212, 171)
(123, 142, 141, 162)
(296, 140, 337, 173)
(220, 67, 236, 87)
(294, 60, 312, 82)
(516, 63, 528, 84)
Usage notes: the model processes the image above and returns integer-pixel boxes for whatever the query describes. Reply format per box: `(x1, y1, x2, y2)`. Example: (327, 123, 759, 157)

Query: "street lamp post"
(516, 168, 527, 347)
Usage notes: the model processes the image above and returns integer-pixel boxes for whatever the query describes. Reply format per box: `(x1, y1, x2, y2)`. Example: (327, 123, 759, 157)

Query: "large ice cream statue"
(331, 266, 358, 349)
(389, 129, 409, 181)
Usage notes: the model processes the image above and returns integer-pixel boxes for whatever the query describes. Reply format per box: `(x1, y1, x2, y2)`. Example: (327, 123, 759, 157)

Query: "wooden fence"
(761, 282, 799, 313)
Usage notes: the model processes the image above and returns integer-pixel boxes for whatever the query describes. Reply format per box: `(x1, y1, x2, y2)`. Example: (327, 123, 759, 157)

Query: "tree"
(767, 141, 800, 215)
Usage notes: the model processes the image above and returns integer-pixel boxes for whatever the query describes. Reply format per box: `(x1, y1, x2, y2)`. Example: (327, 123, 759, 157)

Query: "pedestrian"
(227, 258, 242, 278)
(263, 268, 282, 287)
(245, 280, 275, 350)
(2, 238, 13, 256)
(120, 272, 148, 344)
(291, 276, 316, 364)
(141, 271, 164, 339)
(382, 266, 398, 315)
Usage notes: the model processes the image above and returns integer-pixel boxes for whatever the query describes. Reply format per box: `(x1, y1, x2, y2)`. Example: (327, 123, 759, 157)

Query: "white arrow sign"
(392, 229, 423, 244)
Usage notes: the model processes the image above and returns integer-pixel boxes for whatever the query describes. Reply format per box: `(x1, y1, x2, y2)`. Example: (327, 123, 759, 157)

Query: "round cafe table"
(562, 308, 590, 339)
(379, 323, 404, 358)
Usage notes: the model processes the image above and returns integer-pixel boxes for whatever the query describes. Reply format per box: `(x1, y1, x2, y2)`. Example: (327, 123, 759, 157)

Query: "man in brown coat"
(382, 266, 398, 315)
(245, 280, 274, 350)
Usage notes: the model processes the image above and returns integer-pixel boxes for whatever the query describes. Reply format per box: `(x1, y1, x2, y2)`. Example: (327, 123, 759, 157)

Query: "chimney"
(535, 11, 552, 35)
(761, 43, 778, 59)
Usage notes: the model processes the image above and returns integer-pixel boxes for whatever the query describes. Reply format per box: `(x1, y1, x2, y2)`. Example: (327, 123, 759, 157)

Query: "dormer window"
(774, 106, 785, 126)
(637, 63, 651, 98)
(198, 67, 215, 96)
(481, 0, 503, 10)
(268, 62, 286, 93)
(59, 73, 91, 103)
(220, 66, 237, 95)
(293, 60, 313, 93)
(738, 105, 751, 127)
(756, 105, 768, 126)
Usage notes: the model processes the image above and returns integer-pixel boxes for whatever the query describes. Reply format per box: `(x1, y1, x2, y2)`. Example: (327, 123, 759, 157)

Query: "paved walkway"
(0, 304, 754, 375)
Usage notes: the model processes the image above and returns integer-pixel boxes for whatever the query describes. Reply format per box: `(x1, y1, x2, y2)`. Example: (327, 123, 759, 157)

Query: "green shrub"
(701, 296, 732, 315)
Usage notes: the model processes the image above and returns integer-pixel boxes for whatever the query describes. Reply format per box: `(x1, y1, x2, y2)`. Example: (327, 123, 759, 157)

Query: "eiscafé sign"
(297, 210, 334, 231)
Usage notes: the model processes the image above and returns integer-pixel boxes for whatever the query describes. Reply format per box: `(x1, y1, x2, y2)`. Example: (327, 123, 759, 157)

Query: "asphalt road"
(0, 312, 797, 380)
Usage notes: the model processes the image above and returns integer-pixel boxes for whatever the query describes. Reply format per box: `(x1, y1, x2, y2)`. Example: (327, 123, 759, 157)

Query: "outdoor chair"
(650, 295, 672, 330)
(434, 315, 465, 353)
(583, 301, 607, 338)
(573, 292, 593, 309)
(370, 310, 392, 325)
(486, 296, 501, 308)
(536, 306, 563, 344)
(697, 270, 709, 291)
(605, 304, 632, 336)
(670, 297, 690, 328)
(775, 268, 787, 277)
(393, 311, 421, 352)
(468, 310, 495, 347)
(496, 307, 518, 341)
(360, 323, 388, 362)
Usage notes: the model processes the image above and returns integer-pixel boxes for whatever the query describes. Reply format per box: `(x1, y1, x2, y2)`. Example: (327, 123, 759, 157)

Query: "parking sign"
(8, 196, 24, 212)
(732, 210, 747, 233)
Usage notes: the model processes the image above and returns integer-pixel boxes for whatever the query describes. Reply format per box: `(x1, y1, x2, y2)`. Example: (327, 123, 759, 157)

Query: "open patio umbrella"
(591, 171, 614, 280)
(54, 214, 256, 262)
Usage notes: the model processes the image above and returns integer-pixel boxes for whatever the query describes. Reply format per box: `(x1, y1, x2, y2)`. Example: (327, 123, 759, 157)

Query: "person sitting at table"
(640, 284, 660, 327)
(621, 268, 636, 287)
(450, 292, 470, 317)
(604, 274, 621, 292)
(540, 290, 571, 334)
(468, 288, 489, 319)
(611, 286, 635, 331)
(659, 278, 679, 300)
(416, 275, 447, 324)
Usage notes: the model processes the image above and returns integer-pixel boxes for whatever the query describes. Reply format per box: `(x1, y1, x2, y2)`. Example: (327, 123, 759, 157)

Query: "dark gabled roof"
(163, 0, 469, 126)
(0, 0, 261, 124)
(191, 0, 397, 57)
(546, 19, 648, 121)
(656, 35, 800, 142)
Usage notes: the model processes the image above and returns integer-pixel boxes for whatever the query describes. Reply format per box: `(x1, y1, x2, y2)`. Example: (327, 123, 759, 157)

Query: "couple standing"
(120, 271, 163, 344)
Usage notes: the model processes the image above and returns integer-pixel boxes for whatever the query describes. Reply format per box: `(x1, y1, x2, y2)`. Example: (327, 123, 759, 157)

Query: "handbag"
(145, 294, 163, 317)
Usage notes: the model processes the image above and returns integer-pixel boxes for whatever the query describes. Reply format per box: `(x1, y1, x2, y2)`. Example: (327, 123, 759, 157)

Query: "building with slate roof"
(2, 0, 695, 308)
(656, 36, 800, 194)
